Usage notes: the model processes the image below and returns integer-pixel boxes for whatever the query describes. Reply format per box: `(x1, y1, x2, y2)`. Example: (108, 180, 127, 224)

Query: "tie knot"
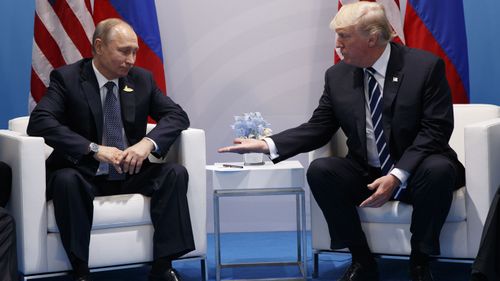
(366, 67, 376, 76)
(104, 81, 115, 93)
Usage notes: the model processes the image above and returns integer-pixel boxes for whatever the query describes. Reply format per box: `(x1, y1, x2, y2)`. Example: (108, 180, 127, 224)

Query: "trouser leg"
(0, 208, 17, 281)
(401, 154, 465, 255)
(123, 162, 195, 259)
(307, 157, 375, 250)
(48, 168, 95, 263)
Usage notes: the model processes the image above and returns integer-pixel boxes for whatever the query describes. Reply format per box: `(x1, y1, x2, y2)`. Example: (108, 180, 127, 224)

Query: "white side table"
(207, 160, 307, 281)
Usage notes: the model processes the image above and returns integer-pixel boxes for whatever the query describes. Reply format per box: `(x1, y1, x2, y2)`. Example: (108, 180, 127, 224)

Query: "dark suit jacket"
(271, 42, 460, 175)
(27, 58, 189, 178)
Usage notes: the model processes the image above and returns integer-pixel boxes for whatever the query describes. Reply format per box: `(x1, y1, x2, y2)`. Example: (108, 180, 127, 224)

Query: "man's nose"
(335, 38, 343, 48)
(126, 53, 136, 65)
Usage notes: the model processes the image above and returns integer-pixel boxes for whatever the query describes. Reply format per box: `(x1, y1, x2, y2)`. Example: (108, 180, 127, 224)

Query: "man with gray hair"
(28, 18, 193, 281)
(219, 2, 464, 281)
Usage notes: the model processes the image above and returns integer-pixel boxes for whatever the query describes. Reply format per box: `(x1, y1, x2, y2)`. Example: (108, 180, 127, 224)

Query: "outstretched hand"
(218, 138, 270, 154)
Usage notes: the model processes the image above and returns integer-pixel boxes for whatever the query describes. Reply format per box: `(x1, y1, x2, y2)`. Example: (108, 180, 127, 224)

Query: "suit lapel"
(81, 61, 103, 142)
(352, 67, 368, 158)
(382, 43, 404, 145)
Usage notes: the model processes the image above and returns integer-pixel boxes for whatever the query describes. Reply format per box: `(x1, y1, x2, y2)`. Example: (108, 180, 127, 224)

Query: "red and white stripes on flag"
(30, 0, 94, 111)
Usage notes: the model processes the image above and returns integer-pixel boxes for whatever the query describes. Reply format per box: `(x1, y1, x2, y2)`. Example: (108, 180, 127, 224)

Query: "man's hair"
(330, 2, 394, 45)
(92, 18, 132, 54)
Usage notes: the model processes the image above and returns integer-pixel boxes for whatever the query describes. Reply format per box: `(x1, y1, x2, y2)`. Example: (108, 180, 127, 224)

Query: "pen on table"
(222, 164, 244, 168)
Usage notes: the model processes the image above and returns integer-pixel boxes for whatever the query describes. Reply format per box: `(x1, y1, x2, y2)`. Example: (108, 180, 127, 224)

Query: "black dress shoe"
(73, 275, 92, 281)
(149, 268, 183, 281)
(470, 272, 488, 281)
(410, 264, 434, 281)
(338, 262, 379, 281)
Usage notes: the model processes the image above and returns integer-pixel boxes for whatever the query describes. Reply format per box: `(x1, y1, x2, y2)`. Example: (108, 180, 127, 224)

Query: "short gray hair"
(92, 18, 132, 54)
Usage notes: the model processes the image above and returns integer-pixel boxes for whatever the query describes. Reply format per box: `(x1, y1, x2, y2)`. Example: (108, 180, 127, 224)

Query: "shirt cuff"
(390, 167, 410, 199)
(263, 137, 279, 160)
(144, 137, 160, 153)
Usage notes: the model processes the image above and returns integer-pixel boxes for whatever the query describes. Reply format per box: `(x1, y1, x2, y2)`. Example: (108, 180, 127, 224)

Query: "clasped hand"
(93, 138, 154, 175)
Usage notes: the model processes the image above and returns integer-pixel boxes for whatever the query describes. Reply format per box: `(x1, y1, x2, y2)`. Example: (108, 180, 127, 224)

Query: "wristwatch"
(88, 142, 99, 156)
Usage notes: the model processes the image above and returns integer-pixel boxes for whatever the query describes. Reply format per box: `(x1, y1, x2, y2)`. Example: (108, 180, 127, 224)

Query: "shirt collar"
(366, 43, 391, 77)
(92, 60, 119, 89)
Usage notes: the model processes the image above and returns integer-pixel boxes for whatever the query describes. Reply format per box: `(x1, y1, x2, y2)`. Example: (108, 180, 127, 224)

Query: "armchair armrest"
(177, 128, 207, 254)
(464, 118, 500, 256)
(0, 130, 48, 272)
(148, 127, 207, 255)
(308, 129, 347, 163)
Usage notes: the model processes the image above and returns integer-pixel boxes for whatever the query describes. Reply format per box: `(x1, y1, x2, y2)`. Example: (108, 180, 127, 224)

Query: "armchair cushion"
(47, 194, 152, 232)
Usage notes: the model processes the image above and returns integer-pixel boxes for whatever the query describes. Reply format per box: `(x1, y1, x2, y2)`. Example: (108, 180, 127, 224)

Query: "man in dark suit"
(219, 2, 464, 281)
(0, 161, 17, 281)
(28, 18, 193, 281)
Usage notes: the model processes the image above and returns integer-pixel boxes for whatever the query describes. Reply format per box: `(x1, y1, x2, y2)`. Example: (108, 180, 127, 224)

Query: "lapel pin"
(392, 77, 398, 82)
(123, 85, 134, 92)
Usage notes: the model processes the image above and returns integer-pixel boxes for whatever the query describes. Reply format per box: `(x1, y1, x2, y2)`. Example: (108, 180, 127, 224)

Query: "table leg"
(296, 193, 301, 262)
(214, 193, 222, 281)
(300, 191, 307, 279)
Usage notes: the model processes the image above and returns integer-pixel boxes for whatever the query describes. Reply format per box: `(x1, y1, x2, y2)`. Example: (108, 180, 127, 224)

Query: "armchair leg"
(200, 257, 208, 281)
(312, 251, 319, 278)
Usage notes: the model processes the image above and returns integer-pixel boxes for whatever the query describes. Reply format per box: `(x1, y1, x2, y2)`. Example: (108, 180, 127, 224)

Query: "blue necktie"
(366, 67, 394, 176)
(103, 82, 126, 180)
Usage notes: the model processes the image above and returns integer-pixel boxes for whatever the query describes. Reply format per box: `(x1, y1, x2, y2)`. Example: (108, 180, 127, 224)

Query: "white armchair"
(0, 116, 207, 280)
(309, 104, 500, 278)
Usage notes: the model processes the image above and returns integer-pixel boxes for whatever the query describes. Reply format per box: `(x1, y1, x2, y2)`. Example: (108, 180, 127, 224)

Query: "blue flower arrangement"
(231, 112, 272, 139)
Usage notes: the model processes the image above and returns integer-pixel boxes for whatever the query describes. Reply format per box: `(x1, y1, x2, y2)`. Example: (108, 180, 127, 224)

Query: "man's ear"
(94, 38, 103, 55)
(368, 34, 378, 47)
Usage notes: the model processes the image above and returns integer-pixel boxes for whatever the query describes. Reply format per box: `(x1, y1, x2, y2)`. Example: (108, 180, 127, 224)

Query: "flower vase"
(244, 152, 264, 165)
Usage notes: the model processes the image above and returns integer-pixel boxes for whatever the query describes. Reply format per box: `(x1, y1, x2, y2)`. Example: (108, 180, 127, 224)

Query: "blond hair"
(330, 2, 394, 45)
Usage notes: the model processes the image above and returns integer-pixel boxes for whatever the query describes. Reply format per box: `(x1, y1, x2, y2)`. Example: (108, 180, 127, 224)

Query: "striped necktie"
(366, 67, 394, 176)
(103, 81, 126, 180)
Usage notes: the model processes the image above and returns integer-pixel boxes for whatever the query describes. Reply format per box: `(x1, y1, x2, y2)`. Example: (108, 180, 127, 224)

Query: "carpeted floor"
(35, 231, 473, 281)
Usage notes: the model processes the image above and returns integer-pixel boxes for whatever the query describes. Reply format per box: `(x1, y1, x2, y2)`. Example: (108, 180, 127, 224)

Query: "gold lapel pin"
(123, 85, 134, 92)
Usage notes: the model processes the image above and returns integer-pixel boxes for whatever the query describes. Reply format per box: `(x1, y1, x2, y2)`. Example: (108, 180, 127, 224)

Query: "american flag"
(30, 0, 168, 111)
(30, 0, 94, 111)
